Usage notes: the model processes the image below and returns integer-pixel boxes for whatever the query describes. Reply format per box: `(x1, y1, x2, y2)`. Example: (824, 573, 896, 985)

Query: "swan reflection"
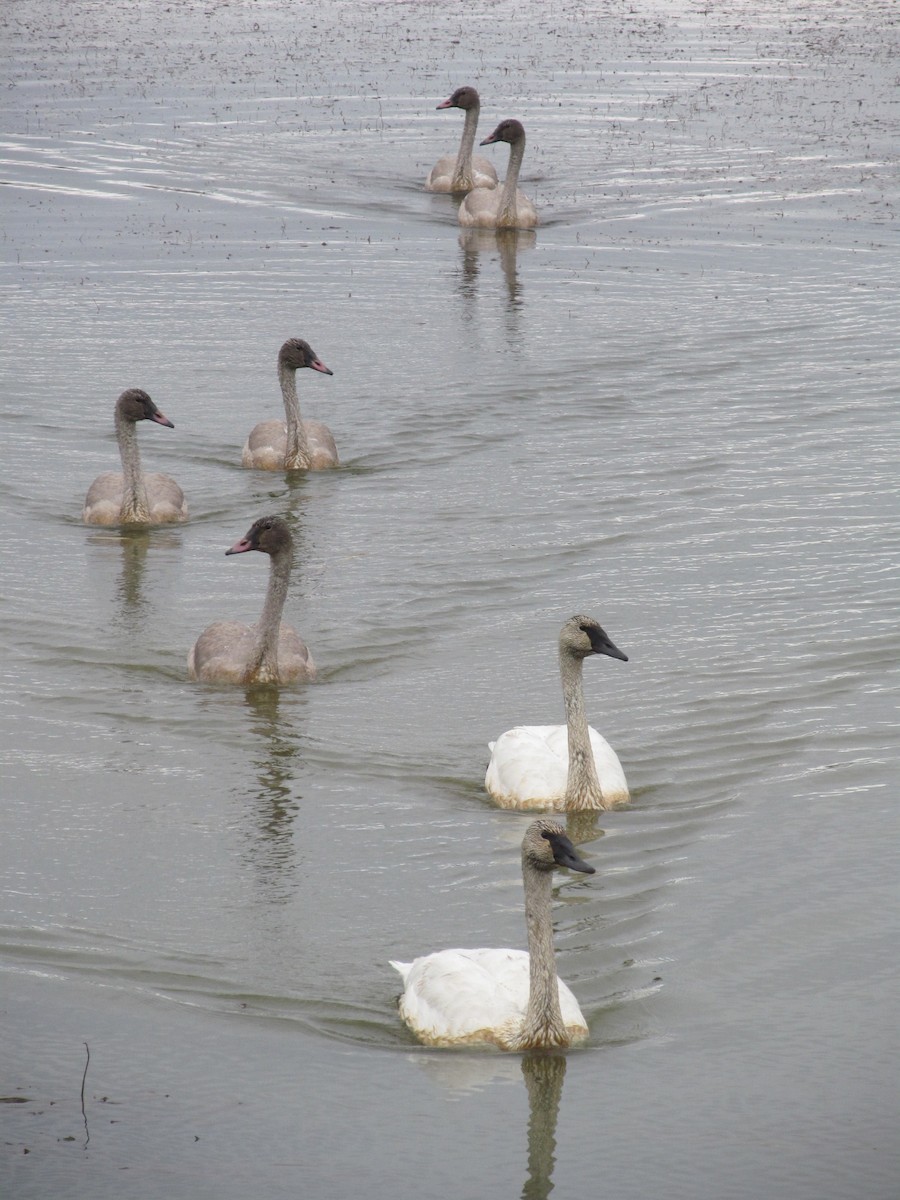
(401, 1051, 568, 1200)
(237, 686, 306, 899)
(520, 1052, 567, 1200)
(86, 527, 183, 632)
(458, 227, 536, 315)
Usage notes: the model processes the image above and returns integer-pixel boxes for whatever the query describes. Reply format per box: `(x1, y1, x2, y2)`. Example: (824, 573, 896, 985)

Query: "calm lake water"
(2, 1, 898, 1197)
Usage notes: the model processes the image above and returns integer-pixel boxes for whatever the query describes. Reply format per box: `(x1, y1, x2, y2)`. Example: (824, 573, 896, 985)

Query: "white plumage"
(390, 947, 588, 1050)
(391, 820, 595, 1051)
(485, 615, 630, 812)
(486, 725, 629, 810)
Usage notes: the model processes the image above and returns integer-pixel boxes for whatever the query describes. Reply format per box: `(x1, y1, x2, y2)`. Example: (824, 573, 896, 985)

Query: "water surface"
(1, 2, 898, 1197)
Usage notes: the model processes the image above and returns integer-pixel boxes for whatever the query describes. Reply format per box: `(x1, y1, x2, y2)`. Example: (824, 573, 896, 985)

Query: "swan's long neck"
(116, 410, 150, 523)
(512, 862, 569, 1050)
(245, 547, 290, 684)
(496, 135, 525, 229)
(561, 651, 605, 811)
(452, 104, 480, 191)
(279, 362, 312, 470)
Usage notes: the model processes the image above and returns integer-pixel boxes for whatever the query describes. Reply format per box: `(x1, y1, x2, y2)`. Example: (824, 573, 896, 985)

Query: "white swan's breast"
(485, 724, 628, 810)
(391, 949, 586, 1049)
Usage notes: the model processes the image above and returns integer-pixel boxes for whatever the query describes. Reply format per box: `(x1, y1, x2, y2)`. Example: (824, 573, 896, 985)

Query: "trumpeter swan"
(83, 389, 187, 525)
(242, 338, 337, 471)
(485, 616, 629, 811)
(188, 515, 316, 685)
(425, 86, 498, 194)
(391, 820, 595, 1050)
(458, 119, 538, 230)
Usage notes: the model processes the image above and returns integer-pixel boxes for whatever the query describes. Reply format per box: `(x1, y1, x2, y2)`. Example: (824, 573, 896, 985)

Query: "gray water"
(2, 1, 898, 1196)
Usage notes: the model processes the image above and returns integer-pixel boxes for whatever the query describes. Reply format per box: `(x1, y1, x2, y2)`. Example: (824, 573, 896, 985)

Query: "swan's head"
(561, 615, 628, 663)
(523, 820, 596, 875)
(116, 388, 174, 429)
(226, 515, 292, 558)
(436, 86, 481, 111)
(480, 119, 526, 147)
(278, 338, 333, 376)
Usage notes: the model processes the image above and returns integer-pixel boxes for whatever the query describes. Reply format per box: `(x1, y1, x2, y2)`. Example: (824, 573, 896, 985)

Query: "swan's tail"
(389, 959, 412, 982)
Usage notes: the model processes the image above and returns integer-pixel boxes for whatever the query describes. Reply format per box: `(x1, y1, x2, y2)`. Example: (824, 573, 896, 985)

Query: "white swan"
(485, 616, 629, 811)
(188, 516, 316, 685)
(242, 338, 337, 471)
(425, 86, 499, 194)
(391, 820, 595, 1050)
(83, 389, 187, 526)
(458, 119, 538, 230)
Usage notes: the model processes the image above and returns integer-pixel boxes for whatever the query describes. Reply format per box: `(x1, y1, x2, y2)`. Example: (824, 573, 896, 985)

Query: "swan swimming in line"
(188, 516, 316, 685)
(391, 820, 595, 1050)
(242, 338, 337, 471)
(82, 389, 187, 526)
(458, 119, 538, 230)
(485, 616, 629, 811)
(425, 86, 499, 195)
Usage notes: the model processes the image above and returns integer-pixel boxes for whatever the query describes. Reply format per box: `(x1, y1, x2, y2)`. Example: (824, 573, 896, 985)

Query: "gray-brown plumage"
(425, 86, 498, 194)
(82, 389, 187, 525)
(241, 339, 337, 471)
(188, 516, 316, 685)
(459, 119, 538, 229)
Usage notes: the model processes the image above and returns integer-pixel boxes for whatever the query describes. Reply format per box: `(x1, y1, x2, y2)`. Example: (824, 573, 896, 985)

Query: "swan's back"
(241, 419, 338, 471)
(458, 186, 538, 230)
(390, 949, 586, 1050)
(84, 473, 187, 525)
(188, 620, 316, 684)
(485, 725, 629, 810)
(426, 153, 498, 195)
(242, 420, 288, 470)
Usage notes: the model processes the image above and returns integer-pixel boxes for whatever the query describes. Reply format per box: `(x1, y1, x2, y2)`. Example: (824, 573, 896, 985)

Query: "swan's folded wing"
(555, 977, 590, 1034)
(144, 472, 188, 522)
(188, 621, 254, 683)
(396, 948, 530, 1046)
(587, 727, 630, 805)
(484, 726, 568, 807)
